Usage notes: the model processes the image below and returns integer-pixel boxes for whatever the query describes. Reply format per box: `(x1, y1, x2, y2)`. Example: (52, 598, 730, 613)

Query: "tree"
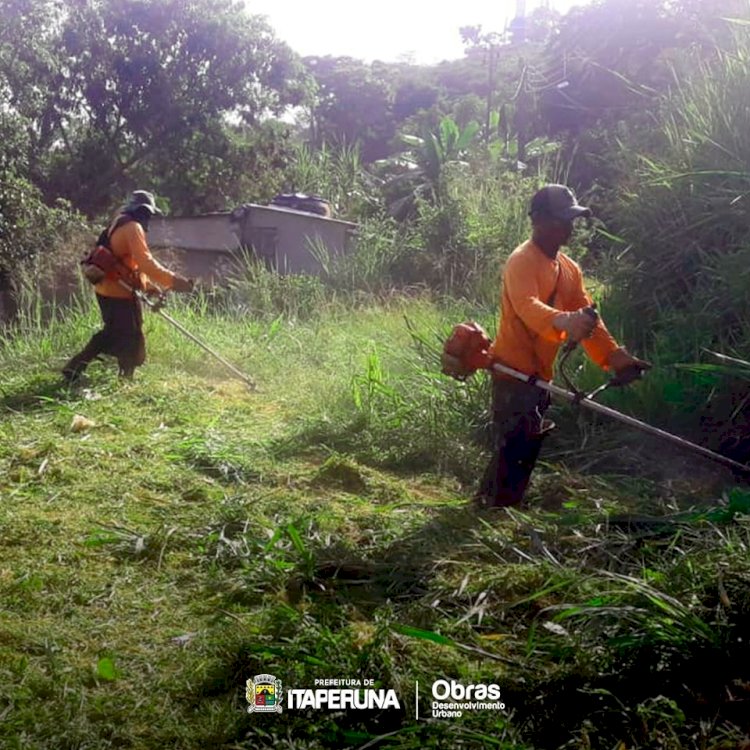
(393, 79, 440, 122)
(2, 0, 306, 216)
(537, 0, 744, 136)
(304, 56, 396, 162)
(152, 121, 295, 215)
(0, 0, 65, 170)
(459, 26, 505, 148)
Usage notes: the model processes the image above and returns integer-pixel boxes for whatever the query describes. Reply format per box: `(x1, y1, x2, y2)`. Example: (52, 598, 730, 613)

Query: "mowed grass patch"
(0, 297, 480, 748)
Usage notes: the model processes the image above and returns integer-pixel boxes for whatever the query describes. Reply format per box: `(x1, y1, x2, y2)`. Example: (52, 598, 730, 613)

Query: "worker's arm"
(122, 222, 177, 289)
(504, 253, 595, 344)
(568, 262, 622, 370)
(503, 253, 565, 344)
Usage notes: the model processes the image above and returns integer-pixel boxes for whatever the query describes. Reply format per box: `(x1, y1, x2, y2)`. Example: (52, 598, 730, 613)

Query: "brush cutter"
(118, 280, 256, 390)
(442, 321, 750, 476)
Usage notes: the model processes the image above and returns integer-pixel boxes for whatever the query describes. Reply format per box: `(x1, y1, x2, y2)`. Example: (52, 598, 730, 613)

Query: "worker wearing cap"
(62, 190, 194, 382)
(476, 184, 651, 508)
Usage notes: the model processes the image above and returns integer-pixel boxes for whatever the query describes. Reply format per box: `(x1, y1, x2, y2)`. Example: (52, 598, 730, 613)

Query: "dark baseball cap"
(529, 184, 591, 221)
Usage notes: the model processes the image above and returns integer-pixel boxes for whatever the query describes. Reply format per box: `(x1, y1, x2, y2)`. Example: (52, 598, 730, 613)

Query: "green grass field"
(2, 295, 749, 749)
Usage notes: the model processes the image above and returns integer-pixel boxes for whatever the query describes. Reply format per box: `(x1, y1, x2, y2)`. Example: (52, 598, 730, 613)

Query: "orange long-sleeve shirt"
(95, 217, 177, 299)
(489, 240, 621, 381)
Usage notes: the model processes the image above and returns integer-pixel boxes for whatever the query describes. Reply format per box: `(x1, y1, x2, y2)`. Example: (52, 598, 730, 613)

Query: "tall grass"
(451, 168, 546, 304)
(220, 250, 333, 320)
(609, 30, 750, 356)
(284, 142, 380, 221)
(575, 31, 750, 456)
(0, 271, 99, 375)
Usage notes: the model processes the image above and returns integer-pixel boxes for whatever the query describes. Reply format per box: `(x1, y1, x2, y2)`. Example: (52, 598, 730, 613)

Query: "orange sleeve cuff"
(582, 324, 621, 370)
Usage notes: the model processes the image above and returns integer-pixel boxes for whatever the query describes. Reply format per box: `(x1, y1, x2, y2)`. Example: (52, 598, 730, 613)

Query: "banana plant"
(375, 116, 480, 220)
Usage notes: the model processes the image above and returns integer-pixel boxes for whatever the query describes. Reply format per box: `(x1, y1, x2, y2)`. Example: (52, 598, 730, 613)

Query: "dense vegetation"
(2, 0, 750, 748)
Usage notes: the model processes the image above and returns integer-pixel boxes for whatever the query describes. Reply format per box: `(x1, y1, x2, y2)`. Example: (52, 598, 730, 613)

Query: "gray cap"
(124, 190, 163, 215)
(529, 184, 591, 221)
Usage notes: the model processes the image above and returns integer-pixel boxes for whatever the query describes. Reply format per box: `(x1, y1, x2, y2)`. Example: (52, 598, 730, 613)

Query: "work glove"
(607, 348, 652, 386)
(171, 276, 194, 293)
(554, 307, 598, 343)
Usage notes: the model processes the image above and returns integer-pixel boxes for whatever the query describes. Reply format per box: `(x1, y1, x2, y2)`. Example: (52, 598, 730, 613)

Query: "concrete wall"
(151, 246, 237, 283)
(148, 213, 239, 253)
(147, 214, 238, 282)
(147, 207, 357, 280)
(238, 205, 356, 274)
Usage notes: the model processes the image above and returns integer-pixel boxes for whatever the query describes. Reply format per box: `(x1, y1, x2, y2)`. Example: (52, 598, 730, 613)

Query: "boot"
(504, 419, 556, 507)
(474, 452, 512, 509)
(475, 419, 555, 509)
(62, 333, 108, 383)
(62, 350, 95, 383)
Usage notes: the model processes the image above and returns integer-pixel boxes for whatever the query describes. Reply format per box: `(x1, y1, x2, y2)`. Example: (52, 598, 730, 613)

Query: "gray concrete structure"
(147, 204, 357, 281)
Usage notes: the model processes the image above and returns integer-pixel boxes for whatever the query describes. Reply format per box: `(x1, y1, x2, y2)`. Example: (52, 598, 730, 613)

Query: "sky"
(248, 0, 585, 65)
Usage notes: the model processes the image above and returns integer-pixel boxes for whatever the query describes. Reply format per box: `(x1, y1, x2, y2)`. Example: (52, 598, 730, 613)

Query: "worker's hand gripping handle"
(563, 304, 598, 353)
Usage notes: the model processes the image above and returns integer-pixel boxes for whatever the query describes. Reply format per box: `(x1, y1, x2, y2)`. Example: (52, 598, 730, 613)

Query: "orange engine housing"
(442, 321, 493, 380)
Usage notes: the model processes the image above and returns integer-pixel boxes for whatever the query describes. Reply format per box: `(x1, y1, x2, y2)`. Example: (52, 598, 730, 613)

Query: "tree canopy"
(0, 0, 305, 216)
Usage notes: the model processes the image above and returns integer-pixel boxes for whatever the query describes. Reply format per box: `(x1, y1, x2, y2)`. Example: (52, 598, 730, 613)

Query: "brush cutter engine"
(81, 215, 138, 287)
(81, 245, 125, 285)
(442, 322, 493, 380)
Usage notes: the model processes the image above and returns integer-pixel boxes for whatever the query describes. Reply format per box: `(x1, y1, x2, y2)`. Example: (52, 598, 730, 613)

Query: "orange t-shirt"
(489, 240, 621, 381)
(95, 218, 177, 299)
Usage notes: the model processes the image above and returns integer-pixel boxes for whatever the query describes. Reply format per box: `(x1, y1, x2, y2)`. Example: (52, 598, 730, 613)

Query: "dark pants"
(476, 378, 553, 507)
(63, 294, 145, 378)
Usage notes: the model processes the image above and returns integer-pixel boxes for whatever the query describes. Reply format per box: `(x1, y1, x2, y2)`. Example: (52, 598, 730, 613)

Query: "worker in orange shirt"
(62, 191, 194, 382)
(476, 184, 651, 508)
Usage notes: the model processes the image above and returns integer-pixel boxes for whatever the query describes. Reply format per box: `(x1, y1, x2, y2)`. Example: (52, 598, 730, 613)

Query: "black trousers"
(476, 377, 553, 507)
(64, 294, 145, 377)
